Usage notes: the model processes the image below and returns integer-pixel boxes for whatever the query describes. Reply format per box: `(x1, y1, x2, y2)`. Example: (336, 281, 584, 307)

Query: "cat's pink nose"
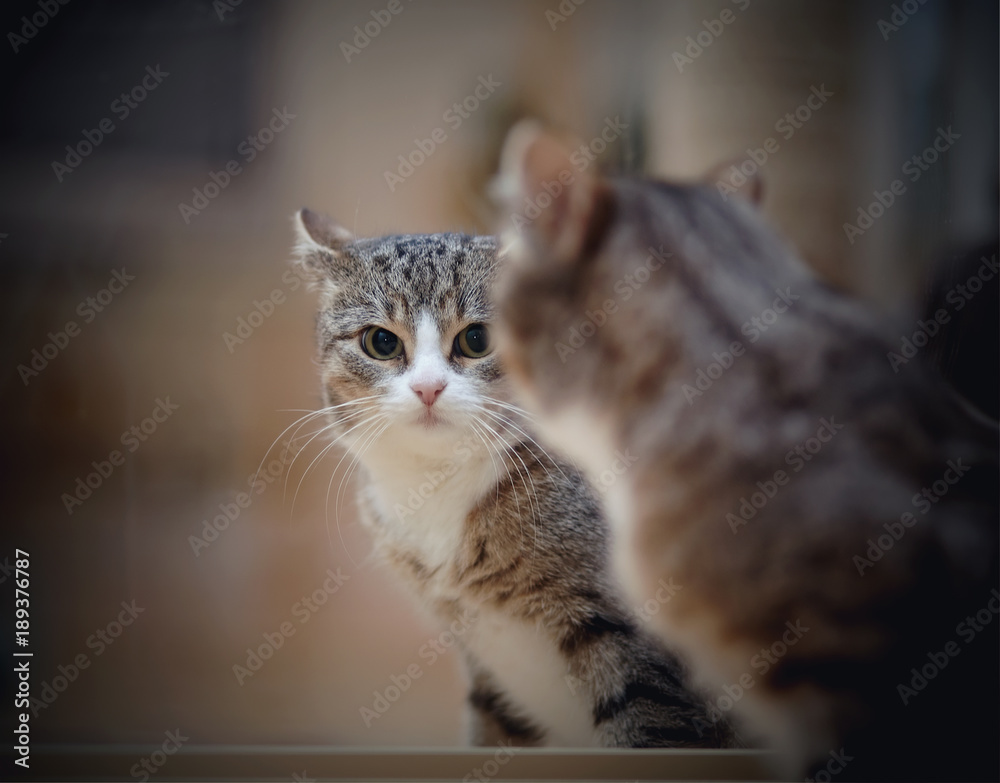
(411, 380, 446, 407)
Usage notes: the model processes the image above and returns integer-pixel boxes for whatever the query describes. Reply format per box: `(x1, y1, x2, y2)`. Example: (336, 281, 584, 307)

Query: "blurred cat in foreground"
(492, 121, 999, 781)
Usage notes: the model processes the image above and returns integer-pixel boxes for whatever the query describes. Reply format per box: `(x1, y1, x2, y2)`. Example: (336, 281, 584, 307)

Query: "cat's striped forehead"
(325, 232, 498, 334)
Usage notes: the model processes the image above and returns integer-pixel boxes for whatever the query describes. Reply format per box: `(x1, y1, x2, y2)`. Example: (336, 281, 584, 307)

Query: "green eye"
(362, 327, 403, 360)
(455, 323, 492, 359)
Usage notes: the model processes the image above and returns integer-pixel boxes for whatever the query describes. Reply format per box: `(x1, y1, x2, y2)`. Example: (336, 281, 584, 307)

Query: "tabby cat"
(291, 208, 737, 748)
(492, 123, 998, 780)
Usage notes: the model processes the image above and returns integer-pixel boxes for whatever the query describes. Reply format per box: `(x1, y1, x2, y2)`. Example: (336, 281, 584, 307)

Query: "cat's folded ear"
(292, 208, 354, 285)
(702, 159, 764, 206)
(495, 121, 608, 264)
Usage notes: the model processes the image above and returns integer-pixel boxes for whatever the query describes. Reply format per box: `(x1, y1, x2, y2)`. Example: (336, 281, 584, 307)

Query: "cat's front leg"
(462, 656, 546, 747)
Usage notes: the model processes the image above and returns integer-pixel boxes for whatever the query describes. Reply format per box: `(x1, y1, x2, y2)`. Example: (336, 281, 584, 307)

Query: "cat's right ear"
(494, 121, 608, 264)
(292, 208, 354, 285)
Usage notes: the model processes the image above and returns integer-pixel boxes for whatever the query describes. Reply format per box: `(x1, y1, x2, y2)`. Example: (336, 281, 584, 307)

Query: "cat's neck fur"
(357, 432, 502, 572)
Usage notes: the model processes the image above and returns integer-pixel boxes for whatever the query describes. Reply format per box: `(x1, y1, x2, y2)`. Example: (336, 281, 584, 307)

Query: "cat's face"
(492, 123, 790, 423)
(294, 211, 507, 457)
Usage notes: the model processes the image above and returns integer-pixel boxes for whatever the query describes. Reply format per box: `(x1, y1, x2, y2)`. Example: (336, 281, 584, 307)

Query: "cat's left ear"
(292, 208, 354, 284)
(495, 121, 608, 264)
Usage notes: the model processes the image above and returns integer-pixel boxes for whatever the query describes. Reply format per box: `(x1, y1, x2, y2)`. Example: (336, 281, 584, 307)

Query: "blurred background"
(0, 0, 996, 752)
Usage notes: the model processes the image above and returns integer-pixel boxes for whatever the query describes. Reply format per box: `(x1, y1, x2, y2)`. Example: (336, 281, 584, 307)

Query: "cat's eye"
(455, 323, 492, 359)
(361, 327, 403, 360)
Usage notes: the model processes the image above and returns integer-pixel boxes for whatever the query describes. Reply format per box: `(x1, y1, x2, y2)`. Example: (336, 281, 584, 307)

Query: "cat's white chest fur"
(361, 434, 597, 745)
(464, 608, 598, 746)
(362, 441, 496, 571)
